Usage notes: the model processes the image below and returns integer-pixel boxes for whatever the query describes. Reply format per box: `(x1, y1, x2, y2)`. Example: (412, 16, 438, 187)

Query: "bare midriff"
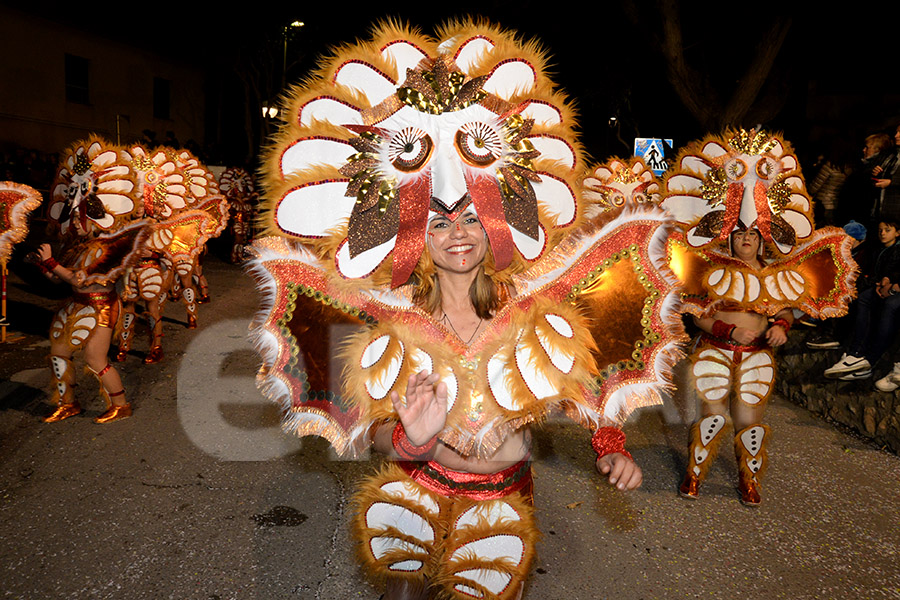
(714, 309, 769, 341)
(433, 427, 532, 474)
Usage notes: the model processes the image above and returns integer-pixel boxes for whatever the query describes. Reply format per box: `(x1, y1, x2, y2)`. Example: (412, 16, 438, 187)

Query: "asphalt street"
(1, 253, 899, 600)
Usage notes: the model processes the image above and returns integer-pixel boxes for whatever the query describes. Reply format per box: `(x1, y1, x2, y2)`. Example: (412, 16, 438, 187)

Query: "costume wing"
(0, 181, 42, 265)
(147, 208, 226, 264)
(62, 219, 151, 286)
(670, 226, 857, 318)
(511, 203, 684, 423)
(248, 236, 434, 455)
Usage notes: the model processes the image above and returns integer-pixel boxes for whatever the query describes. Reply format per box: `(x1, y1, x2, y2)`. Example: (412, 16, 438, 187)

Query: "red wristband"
(711, 319, 736, 340)
(591, 426, 632, 460)
(40, 257, 59, 274)
(771, 318, 791, 333)
(392, 421, 437, 460)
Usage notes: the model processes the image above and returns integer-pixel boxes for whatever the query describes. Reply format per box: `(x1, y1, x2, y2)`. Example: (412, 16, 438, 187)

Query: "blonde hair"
(413, 264, 502, 320)
(866, 133, 892, 155)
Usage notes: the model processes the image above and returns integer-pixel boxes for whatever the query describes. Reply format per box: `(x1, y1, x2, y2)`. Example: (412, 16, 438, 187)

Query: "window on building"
(65, 54, 90, 105)
(153, 77, 171, 120)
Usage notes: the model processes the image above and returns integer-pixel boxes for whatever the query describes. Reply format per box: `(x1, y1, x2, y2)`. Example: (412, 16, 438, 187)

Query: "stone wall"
(777, 328, 900, 454)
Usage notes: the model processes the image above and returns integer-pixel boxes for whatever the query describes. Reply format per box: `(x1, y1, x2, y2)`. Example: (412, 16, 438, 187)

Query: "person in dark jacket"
(824, 216, 900, 380)
(873, 125, 900, 223)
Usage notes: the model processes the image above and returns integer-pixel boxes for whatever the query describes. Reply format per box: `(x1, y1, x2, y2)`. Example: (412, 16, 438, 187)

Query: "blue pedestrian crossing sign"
(634, 138, 673, 176)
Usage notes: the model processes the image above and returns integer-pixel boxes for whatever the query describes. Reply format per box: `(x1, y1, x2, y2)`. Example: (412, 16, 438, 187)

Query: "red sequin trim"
(771, 318, 791, 333)
(466, 170, 515, 271)
(399, 456, 533, 501)
(391, 176, 431, 288)
(591, 426, 632, 460)
(392, 421, 437, 459)
(40, 257, 59, 273)
(700, 332, 766, 351)
(711, 319, 735, 340)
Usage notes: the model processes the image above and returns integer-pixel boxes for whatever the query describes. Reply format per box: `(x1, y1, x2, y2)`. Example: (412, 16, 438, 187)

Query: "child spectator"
(824, 217, 900, 380)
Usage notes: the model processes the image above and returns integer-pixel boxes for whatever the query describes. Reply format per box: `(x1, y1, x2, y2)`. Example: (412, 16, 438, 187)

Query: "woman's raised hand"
(390, 370, 448, 445)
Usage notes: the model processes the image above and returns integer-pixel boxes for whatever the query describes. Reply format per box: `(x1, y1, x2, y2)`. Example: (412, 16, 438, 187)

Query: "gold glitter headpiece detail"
(397, 57, 488, 115)
(729, 129, 778, 156)
(73, 153, 92, 176)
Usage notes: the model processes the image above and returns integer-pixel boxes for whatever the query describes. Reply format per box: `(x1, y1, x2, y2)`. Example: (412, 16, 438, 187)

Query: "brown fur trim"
(351, 463, 447, 588)
(685, 418, 728, 483)
(734, 424, 770, 482)
(431, 492, 538, 600)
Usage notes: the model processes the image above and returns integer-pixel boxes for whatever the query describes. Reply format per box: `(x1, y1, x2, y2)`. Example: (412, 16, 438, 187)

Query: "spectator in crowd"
(808, 154, 848, 226)
(873, 124, 900, 223)
(824, 216, 900, 380)
(837, 133, 896, 227)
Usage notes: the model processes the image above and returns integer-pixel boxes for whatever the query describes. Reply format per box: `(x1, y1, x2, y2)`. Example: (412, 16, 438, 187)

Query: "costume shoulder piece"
(661, 129, 857, 318)
(129, 145, 227, 262)
(60, 220, 150, 286)
(0, 181, 42, 265)
(49, 137, 151, 284)
(249, 21, 683, 458)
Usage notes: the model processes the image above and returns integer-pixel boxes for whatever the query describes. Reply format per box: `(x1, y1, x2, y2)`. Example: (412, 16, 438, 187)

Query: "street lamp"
(282, 20, 305, 89)
(262, 104, 278, 119)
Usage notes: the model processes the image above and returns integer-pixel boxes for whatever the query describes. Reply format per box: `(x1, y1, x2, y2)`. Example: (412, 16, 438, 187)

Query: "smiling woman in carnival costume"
(248, 21, 684, 600)
(662, 130, 858, 505)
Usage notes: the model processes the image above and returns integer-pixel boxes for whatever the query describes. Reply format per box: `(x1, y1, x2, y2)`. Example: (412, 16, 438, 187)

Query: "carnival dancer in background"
(663, 130, 858, 505)
(116, 146, 225, 362)
(248, 21, 684, 600)
(0, 181, 42, 337)
(38, 137, 149, 423)
(219, 167, 256, 264)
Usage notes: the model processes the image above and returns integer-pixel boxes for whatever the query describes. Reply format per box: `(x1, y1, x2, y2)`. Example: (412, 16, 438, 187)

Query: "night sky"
(8, 1, 899, 167)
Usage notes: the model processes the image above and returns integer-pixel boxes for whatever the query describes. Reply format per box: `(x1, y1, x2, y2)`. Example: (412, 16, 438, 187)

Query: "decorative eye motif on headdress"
(724, 158, 748, 181)
(455, 122, 503, 167)
(755, 156, 777, 180)
(388, 128, 433, 173)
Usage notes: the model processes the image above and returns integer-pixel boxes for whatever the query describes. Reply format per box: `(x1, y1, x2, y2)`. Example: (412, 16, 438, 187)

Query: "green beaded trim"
(274, 282, 375, 414)
(565, 245, 660, 385)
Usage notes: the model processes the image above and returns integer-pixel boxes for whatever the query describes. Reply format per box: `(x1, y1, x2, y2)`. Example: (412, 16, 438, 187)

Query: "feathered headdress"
(260, 20, 584, 288)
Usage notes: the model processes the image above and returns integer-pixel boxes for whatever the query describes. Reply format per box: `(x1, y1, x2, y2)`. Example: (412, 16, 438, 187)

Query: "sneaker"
(875, 363, 900, 392)
(824, 354, 871, 378)
(806, 335, 840, 350)
(839, 368, 872, 381)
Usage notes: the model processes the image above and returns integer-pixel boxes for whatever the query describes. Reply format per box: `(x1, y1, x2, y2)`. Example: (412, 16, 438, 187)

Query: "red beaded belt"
(399, 456, 533, 501)
(700, 332, 766, 352)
